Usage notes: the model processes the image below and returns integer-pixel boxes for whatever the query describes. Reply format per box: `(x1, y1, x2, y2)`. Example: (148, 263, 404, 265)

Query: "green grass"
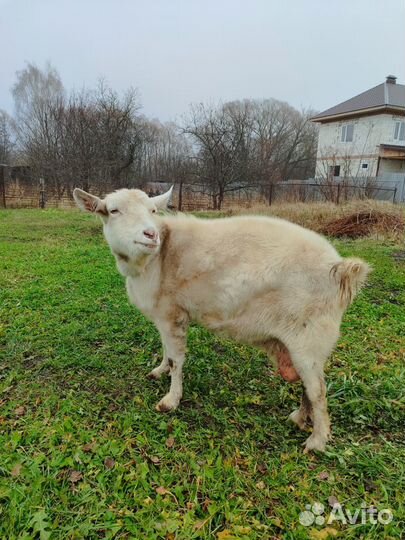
(0, 209, 404, 540)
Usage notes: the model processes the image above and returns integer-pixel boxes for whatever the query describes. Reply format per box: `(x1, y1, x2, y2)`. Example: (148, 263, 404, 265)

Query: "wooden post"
(39, 178, 46, 208)
(0, 166, 6, 209)
(178, 179, 183, 211)
(268, 183, 274, 206)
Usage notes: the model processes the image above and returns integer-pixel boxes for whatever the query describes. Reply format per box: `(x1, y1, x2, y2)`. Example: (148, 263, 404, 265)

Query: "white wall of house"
(315, 113, 405, 178)
(379, 158, 405, 174)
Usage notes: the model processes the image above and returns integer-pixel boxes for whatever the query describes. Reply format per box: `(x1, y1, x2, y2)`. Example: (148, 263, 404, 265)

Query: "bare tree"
(182, 99, 317, 208)
(11, 64, 143, 198)
(58, 82, 142, 194)
(182, 101, 253, 209)
(0, 110, 14, 164)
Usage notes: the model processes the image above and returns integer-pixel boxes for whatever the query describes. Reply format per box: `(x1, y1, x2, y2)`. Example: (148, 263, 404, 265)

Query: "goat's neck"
(127, 251, 158, 277)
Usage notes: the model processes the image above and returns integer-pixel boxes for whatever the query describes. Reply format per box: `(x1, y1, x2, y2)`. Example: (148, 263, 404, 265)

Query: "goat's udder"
(276, 347, 300, 383)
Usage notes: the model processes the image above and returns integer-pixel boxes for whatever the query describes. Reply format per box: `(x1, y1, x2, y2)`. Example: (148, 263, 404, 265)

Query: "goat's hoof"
(288, 409, 308, 431)
(147, 369, 160, 380)
(155, 395, 179, 413)
(148, 366, 169, 380)
(303, 434, 327, 454)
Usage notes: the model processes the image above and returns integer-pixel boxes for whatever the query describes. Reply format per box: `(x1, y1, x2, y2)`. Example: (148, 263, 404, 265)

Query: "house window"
(362, 163, 368, 169)
(394, 121, 405, 141)
(341, 124, 354, 142)
(329, 165, 340, 177)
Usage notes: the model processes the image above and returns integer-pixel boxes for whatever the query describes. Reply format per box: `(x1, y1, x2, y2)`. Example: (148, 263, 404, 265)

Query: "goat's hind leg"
(299, 364, 330, 453)
(288, 347, 331, 453)
(289, 387, 313, 431)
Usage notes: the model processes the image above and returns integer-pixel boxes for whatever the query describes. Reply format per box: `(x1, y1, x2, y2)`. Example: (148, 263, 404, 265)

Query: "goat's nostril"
(143, 228, 157, 240)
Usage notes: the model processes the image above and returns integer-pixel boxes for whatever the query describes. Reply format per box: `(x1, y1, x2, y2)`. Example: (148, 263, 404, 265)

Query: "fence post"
(39, 178, 46, 209)
(178, 180, 183, 211)
(336, 183, 341, 205)
(0, 166, 6, 209)
(393, 187, 397, 204)
(268, 183, 274, 206)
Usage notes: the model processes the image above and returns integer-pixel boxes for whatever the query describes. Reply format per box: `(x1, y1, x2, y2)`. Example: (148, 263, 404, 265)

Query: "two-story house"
(312, 76, 405, 179)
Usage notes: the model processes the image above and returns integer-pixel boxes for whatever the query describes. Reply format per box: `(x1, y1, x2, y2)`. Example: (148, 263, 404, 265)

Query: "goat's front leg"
(148, 341, 170, 380)
(154, 316, 188, 412)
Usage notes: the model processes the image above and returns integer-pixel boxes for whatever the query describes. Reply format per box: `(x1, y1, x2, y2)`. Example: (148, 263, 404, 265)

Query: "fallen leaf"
(82, 442, 96, 453)
(217, 530, 234, 539)
(150, 455, 161, 464)
(328, 495, 339, 507)
(364, 479, 377, 492)
(11, 464, 22, 477)
(104, 457, 115, 469)
(14, 406, 26, 417)
(69, 470, 83, 484)
(256, 480, 266, 490)
(318, 470, 329, 481)
(166, 436, 175, 448)
(194, 520, 207, 530)
(234, 526, 252, 534)
(271, 517, 284, 529)
(156, 486, 169, 495)
(310, 526, 338, 539)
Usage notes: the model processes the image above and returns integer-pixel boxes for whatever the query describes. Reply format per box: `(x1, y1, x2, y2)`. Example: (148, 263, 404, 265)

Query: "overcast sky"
(1, 0, 404, 122)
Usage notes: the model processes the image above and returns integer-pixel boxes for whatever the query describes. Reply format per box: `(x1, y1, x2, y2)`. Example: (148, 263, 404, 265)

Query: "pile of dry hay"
(321, 210, 405, 239)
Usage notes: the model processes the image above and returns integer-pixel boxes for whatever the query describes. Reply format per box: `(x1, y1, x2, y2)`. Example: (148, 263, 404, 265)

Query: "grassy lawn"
(0, 208, 404, 539)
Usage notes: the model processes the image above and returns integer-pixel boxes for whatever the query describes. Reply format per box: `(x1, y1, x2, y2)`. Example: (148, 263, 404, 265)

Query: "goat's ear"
(151, 186, 173, 210)
(73, 188, 107, 216)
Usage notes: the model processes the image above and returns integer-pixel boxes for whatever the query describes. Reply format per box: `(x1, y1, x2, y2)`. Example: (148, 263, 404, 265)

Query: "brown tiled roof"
(312, 80, 405, 122)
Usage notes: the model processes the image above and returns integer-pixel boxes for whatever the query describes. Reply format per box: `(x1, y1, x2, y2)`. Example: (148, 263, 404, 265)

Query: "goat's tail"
(331, 258, 371, 308)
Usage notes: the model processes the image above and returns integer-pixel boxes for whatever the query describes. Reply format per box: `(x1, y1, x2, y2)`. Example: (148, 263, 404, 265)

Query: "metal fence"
(265, 176, 405, 205)
(1, 164, 404, 210)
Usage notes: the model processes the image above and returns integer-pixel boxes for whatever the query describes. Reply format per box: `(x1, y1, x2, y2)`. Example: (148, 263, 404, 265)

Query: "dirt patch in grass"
(320, 210, 405, 239)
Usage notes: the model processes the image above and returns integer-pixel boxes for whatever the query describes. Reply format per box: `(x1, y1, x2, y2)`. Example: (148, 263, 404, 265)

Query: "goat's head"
(73, 187, 173, 274)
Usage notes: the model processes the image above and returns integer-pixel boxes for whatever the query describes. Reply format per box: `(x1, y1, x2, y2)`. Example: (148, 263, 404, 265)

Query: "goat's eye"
(110, 209, 119, 215)
(151, 209, 157, 214)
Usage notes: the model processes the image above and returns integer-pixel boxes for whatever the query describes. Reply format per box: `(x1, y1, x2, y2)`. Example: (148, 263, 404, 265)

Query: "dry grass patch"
(321, 210, 405, 239)
(219, 200, 405, 239)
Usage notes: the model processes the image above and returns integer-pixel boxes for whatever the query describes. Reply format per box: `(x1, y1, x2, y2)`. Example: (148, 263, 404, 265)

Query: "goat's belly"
(201, 303, 277, 343)
(200, 310, 301, 383)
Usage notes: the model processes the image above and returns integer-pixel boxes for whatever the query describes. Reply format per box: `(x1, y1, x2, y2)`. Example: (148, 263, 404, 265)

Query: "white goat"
(73, 187, 370, 452)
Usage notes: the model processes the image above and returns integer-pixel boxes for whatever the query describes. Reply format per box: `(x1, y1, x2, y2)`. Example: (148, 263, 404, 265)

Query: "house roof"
(312, 77, 405, 122)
